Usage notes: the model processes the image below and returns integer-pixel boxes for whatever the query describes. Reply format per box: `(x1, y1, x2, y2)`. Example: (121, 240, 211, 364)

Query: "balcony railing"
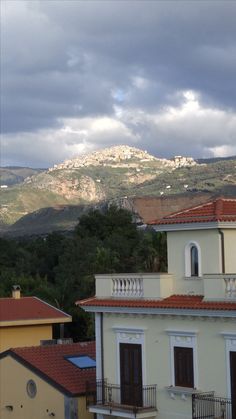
(95, 273, 173, 299)
(224, 276, 236, 299)
(86, 379, 157, 414)
(192, 392, 233, 419)
(203, 274, 236, 300)
(112, 276, 144, 297)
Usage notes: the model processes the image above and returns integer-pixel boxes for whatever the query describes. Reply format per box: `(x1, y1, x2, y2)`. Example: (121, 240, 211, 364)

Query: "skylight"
(66, 355, 96, 369)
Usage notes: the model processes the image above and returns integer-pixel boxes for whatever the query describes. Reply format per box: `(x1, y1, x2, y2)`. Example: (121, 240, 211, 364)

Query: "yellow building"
(0, 341, 95, 419)
(0, 286, 72, 352)
(78, 197, 236, 419)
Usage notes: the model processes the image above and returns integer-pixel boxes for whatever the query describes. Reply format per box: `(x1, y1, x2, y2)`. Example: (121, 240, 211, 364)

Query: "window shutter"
(174, 347, 194, 388)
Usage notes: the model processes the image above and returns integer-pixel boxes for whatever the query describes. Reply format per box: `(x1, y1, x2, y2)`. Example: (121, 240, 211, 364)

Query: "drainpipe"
(218, 229, 225, 274)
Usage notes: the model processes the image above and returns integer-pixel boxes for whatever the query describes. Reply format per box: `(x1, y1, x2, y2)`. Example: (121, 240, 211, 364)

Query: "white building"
(78, 197, 236, 419)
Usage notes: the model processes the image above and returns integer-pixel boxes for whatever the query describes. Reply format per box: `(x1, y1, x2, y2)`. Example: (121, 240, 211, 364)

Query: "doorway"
(120, 343, 143, 407)
(230, 351, 236, 419)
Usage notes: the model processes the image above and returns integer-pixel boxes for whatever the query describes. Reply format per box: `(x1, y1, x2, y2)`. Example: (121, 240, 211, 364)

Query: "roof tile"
(149, 198, 236, 225)
(0, 297, 71, 322)
(6, 341, 95, 396)
(78, 295, 236, 311)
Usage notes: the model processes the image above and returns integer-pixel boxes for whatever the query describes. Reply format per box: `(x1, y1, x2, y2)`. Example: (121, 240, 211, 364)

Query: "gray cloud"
(1, 0, 236, 166)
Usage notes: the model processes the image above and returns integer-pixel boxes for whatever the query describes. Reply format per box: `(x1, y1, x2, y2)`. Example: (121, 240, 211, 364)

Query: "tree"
(0, 206, 167, 340)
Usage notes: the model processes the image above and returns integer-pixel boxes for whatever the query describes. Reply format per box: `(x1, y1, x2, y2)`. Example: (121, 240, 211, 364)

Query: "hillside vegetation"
(0, 207, 167, 340)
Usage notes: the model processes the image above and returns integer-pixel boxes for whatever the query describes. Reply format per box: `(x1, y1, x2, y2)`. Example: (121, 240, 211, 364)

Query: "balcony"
(95, 273, 173, 300)
(203, 274, 236, 301)
(86, 380, 157, 418)
(192, 392, 233, 419)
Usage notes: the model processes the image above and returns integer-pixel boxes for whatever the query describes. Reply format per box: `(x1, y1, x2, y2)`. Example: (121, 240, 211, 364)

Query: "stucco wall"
(223, 228, 236, 273)
(102, 312, 235, 419)
(0, 356, 65, 419)
(77, 397, 93, 419)
(0, 324, 52, 352)
(167, 229, 221, 294)
(0, 356, 93, 419)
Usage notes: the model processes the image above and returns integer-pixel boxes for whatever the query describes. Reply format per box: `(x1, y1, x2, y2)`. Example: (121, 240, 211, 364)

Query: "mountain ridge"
(1, 145, 236, 233)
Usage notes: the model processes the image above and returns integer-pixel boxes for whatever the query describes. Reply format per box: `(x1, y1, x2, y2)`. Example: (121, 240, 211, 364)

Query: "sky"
(1, 0, 236, 168)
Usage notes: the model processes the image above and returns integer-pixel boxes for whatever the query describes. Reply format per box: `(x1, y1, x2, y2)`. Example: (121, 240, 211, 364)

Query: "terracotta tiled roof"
(78, 295, 236, 311)
(149, 198, 236, 225)
(0, 297, 71, 323)
(2, 341, 95, 396)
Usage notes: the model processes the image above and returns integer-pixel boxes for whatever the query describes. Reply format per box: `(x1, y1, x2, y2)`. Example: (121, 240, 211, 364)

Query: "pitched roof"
(78, 294, 236, 312)
(1, 341, 95, 396)
(149, 198, 236, 225)
(0, 296, 71, 325)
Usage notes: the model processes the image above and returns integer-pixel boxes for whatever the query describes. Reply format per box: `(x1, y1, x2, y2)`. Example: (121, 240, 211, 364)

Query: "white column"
(95, 312, 102, 381)
(95, 313, 104, 419)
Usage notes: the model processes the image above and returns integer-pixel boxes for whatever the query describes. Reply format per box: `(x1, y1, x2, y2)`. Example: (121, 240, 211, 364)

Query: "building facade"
(79, 198, 236, 419)
(0, 286, 72, 352)
(0, 341, 95, 419)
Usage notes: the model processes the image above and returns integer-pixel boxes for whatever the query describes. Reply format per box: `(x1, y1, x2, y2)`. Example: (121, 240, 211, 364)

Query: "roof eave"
(79, 304, 236, 318)
(0, 316, 72, 327)
(152, 221, 236, 232)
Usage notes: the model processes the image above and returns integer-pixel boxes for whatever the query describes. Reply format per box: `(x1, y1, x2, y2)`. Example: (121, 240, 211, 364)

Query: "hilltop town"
(48, 145, 197, 171)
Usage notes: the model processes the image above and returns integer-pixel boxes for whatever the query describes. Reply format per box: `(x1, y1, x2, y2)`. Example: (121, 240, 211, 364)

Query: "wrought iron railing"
(86, 379, 157, 413)
(192, 392, 233, 419)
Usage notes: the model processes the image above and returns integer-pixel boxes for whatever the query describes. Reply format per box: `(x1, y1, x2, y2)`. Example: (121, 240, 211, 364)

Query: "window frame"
(166, 330, 198, 389)
(112, 327, 146, 387)
(221, 333, 236, 400)
(185, 241, 202, 278)
(26, 379, 37, 398)
(190, 245, 199, 276)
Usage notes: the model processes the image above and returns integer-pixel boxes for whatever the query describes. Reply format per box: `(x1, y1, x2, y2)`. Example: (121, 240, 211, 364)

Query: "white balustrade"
(204, 273, 236, 300)
(224, 276, 236, 299)
(96, 273, 173, 299)
(112, 276, 144, 298)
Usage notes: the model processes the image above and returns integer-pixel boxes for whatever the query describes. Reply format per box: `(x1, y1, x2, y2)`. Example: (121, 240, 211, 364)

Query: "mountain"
(0, 167, 45, 186)
(1, 145, 236, 235)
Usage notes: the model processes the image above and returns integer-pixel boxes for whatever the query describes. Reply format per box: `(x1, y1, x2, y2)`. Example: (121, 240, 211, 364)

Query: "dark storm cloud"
(1, 0, 236, 166)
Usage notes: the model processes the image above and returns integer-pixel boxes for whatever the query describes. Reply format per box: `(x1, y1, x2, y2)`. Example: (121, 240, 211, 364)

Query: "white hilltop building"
(173, 156, 197, 168)
(78, 197, 236, 419)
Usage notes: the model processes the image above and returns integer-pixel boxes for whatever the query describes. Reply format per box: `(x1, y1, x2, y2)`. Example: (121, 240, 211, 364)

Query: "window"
(174, 347, 194, 388)
(26, 380, 37, 398)
(66, 355, 96, 369)
(166, 330, 198, 390)
(190, 245, 199, 276)
(185, 241, 201, 277)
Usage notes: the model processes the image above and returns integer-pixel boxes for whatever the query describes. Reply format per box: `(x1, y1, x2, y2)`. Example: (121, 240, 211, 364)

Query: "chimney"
(12, 285, 21, 299)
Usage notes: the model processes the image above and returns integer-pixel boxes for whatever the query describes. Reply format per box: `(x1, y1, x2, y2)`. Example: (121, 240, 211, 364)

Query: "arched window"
(190, 245, 199, 276)
(185, 241, 201, 277)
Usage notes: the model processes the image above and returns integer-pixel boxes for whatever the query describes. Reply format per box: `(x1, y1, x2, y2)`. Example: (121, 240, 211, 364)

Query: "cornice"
(81, 305, 236, 319)
(153, 221, 236, 232)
